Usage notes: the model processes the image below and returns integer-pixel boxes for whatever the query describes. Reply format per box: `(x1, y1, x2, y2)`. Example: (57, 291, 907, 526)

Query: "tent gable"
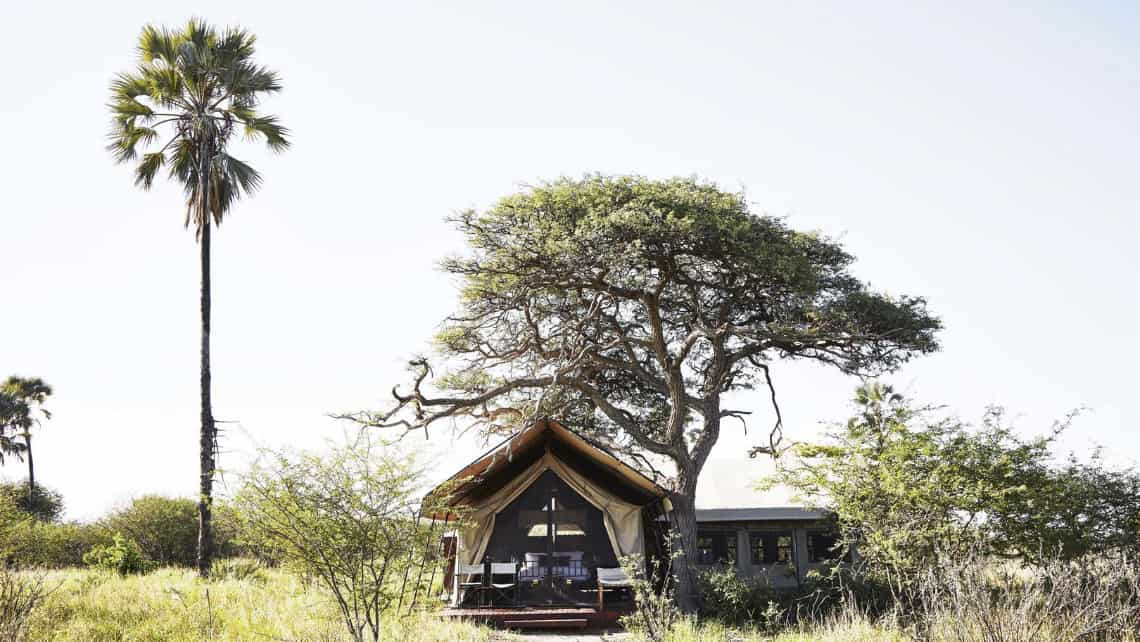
(432, 419, 666, 510)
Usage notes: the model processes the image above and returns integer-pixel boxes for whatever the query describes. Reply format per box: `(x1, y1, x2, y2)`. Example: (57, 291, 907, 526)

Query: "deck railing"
(518, 558, 591, 581)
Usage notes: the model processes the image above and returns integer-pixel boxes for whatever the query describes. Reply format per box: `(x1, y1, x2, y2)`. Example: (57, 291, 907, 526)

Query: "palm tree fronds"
(137, 24, 178, 64)
(168, 137, 197, 185)
(226, 62, 283, 95)
(181, 18, 215, 53)
(111, 18, 288, 227)
(110, 71, 151, 101)
(106, 124, 158, 163)
(143, 64, 186, 108)
(202, 153, 263, 223)
(242, 115, 290, 151)
(109, 97, 155, 120)
(216, 153, 263, 194)
(135, 152, 166, 189)
(216, 27, 256, 61)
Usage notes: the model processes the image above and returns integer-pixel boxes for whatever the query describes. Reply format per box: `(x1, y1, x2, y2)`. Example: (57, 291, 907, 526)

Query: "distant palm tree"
(107, 20, 290, 577)
(0, 376, 52, 495)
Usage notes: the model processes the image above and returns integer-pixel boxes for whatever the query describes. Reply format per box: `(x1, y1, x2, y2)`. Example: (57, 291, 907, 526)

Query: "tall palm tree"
(0, 376, 52, 495)
(107, 20, 290, 577)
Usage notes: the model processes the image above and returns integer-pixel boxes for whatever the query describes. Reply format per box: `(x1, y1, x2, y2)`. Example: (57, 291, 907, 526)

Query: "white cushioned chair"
(596, 567, 633, 611)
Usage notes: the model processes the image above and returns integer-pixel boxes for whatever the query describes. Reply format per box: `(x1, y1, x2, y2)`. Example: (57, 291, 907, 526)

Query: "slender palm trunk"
(24, 431, 34, 496)
(196, 146, 216, 578)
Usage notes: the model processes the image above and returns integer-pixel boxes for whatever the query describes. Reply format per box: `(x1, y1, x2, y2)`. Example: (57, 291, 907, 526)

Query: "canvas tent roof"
(424, 418, 668, 519)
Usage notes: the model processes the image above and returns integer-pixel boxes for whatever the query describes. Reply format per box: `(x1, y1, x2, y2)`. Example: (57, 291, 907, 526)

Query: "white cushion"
(597, 567, 632, 586)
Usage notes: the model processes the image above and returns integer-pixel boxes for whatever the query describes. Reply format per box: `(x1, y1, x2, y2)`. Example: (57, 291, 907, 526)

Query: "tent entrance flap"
(452, 453, 646, 605)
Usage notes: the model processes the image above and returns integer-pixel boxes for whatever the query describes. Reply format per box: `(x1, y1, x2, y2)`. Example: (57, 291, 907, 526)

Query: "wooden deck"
(439, 605, 632, 630)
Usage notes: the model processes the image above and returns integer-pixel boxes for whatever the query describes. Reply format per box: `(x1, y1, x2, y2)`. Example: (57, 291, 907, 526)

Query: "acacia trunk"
(668, 479, 701, 613)
(196, 151, 216, 578)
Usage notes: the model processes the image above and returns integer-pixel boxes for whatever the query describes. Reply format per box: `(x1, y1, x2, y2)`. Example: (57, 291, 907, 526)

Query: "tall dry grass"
(644, 552, 1140, 642)
(15, 565, 498, 642)
(903, 553, 1140, 641)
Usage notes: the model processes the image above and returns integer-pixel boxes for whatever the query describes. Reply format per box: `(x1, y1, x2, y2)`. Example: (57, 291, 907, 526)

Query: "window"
(749, 531, 795, 565)
(519, 507, 587, 537)
(806, 531, 841, 563)
(556, 510, 587, 536)
(519, 510, 549, 537)
(776, 535, 794, 564)
(696, 530, 736, 565)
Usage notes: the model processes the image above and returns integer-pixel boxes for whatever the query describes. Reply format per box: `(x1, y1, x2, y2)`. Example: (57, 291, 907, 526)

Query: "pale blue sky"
(1, 1, 1137, 520)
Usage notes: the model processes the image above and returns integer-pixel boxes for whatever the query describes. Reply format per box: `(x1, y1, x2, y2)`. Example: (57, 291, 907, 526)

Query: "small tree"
(234, 434, 449, 642)
(0, 377, 52, 498)
(347, 176, 941, 609)
(768, 382, 1118, 592)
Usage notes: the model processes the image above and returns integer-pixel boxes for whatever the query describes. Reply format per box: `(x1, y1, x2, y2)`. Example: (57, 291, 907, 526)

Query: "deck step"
(503, 618, 588, 629)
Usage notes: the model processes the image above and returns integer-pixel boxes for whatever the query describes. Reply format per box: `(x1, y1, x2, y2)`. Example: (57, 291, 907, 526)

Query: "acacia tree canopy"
(350, 175, 941, 609)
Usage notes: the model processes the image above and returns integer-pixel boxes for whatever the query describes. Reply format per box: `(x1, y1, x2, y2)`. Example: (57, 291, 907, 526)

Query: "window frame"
(695, 529, 737, 566)
(748, 529, 797, 566)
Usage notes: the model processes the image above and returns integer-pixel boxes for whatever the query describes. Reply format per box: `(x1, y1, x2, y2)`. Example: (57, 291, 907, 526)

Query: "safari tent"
(427, 419, 837, 608)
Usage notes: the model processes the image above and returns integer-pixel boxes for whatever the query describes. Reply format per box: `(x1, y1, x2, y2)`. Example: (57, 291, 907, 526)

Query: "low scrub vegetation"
(235, 435, 455, 642)
(9, 565, 496, 642)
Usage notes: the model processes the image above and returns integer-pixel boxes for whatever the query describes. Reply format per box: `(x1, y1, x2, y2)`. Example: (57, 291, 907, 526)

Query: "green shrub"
(82, 533, 154, 576)
(2, 520, 106, 569)
(695, 564, 895, 631)
(99, 496, 241, 567)
(0, 482, 64, 523)
(698, 566, 766, 626)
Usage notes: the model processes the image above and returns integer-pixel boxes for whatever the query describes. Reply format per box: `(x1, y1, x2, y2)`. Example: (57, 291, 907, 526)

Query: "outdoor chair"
(488, 562, 519, 606)
(455, 563, 486, 607)
(596, 567, 633, 611)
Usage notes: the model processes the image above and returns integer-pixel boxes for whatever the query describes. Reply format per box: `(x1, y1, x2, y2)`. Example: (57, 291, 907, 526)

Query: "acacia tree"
(349, 176, 940, 610)
(0, 377, 52, 498)
(107, 20, 290, 576)
(235, 437, 452, 642)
